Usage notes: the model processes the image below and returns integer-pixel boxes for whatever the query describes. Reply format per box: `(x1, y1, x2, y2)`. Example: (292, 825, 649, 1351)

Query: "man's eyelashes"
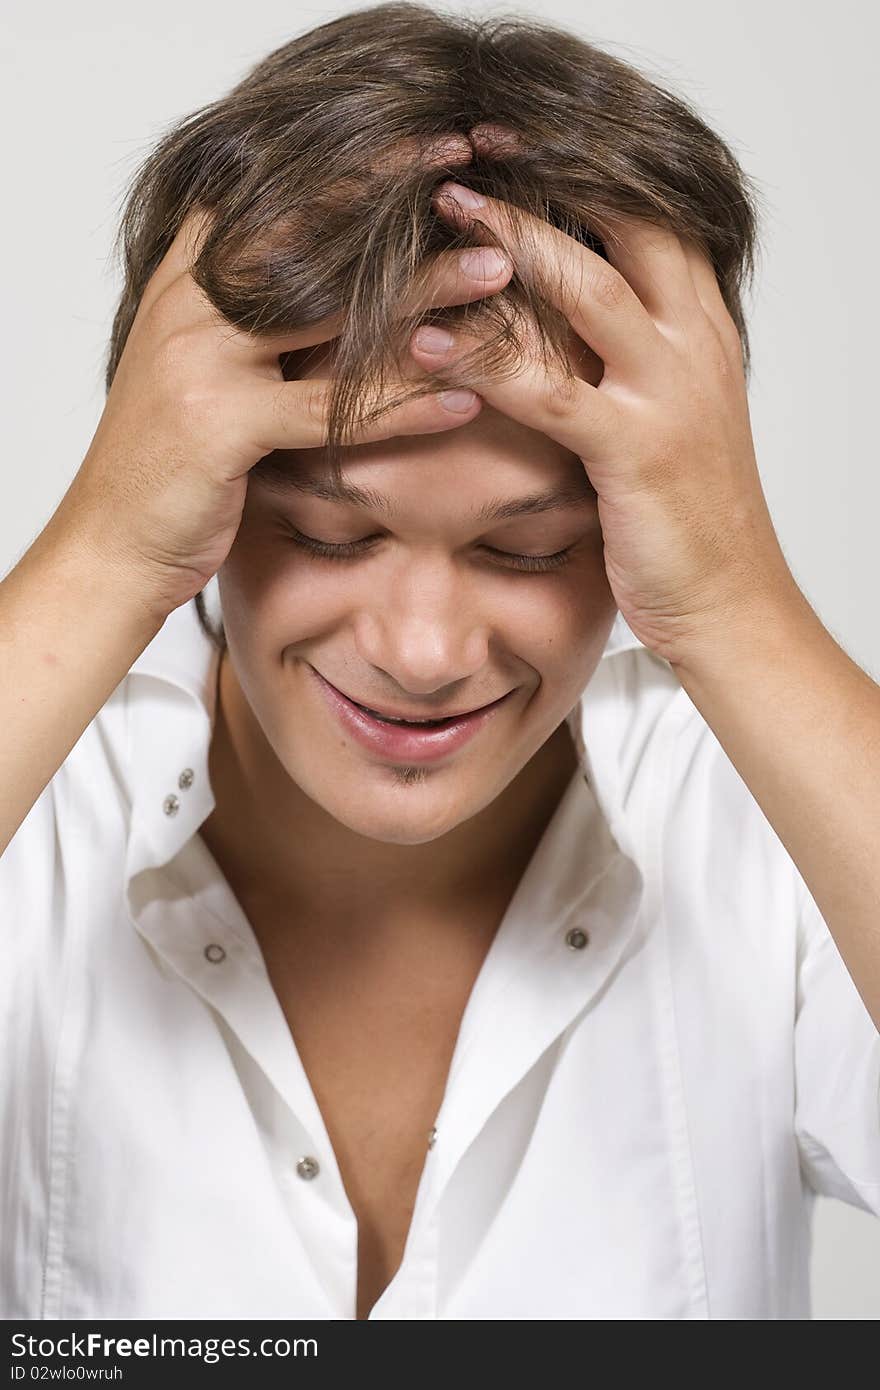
(278, 523, 575, 574)
(279, 524, 374, 561)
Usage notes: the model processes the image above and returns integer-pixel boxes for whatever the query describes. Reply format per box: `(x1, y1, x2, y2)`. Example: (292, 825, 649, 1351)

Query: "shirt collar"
(123, 599, 655, 889)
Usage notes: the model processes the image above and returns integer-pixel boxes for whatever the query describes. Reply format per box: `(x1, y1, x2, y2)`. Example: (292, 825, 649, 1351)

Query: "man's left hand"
(409, 178, 798, 668)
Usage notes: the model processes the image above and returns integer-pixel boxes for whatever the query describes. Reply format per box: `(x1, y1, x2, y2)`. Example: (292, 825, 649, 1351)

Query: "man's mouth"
(309, 667, 515, 763)
(346, 700, 476, 728)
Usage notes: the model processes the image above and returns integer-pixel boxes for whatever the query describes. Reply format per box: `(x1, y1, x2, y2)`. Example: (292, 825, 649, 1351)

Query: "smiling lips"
(310, 667, 513, 763)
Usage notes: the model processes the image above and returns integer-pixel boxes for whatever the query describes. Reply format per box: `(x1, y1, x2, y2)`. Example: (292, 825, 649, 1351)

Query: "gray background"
(2, 0, 877, 1316)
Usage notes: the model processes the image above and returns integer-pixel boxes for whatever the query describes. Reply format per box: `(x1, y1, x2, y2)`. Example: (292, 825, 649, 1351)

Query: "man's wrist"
(668, 577, 822, 700)
(42, 477, 185, 633)
(22, 510, 172, 651)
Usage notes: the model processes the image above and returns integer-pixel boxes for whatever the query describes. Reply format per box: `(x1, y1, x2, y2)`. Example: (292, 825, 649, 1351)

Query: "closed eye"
(281, 524, 378, 560)
(481, 544, 575, 573)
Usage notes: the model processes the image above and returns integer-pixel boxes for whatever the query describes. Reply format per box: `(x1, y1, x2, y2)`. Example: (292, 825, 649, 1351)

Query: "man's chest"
(242, 900, 498, 1317)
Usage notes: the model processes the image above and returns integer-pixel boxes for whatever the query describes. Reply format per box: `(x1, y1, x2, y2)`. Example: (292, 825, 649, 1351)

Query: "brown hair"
(103, 1, 765, 652)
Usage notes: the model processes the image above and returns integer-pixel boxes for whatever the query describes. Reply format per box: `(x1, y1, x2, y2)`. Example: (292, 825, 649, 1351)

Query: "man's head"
(215, 338, 615, 845)
(104, 1, 758, 843)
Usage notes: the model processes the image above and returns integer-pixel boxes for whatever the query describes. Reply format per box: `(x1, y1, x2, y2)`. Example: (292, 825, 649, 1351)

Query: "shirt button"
(427, 1126, 437, 1150)
(204, 943, 226, 963)
(178, 768, 195, 791)
(296, 1156, 320, 1180)
(565, 927, 590, 951)
(163, 794, 180, 817)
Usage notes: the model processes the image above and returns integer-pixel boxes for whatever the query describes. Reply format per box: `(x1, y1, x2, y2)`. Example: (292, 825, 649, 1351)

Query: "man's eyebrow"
(257, 470, 596, 521)
(258, 470, 392, 512)
(473, 483, 596, 522)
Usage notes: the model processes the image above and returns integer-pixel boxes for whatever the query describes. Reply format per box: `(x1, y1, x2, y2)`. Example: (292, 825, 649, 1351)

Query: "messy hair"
(103, 1, 765, 652)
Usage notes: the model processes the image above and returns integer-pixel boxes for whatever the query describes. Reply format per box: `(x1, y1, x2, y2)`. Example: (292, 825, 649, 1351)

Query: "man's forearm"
(671, 581, 880, 1030)
(0, 513, 167, 857)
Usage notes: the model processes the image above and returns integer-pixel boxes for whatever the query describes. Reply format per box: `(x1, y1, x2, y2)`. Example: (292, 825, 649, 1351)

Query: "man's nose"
(353, 559, 490, 695)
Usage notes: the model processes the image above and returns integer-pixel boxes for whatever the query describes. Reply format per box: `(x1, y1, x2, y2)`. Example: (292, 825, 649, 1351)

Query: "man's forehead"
(254, 450, 596, 523)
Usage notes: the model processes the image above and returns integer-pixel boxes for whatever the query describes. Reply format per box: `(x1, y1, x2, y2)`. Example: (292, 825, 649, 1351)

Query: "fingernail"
(435, 180, 486, 210)
(438, 389, 478, 413)
(459, 247, 509, 279)
(414, 325, 455, 353)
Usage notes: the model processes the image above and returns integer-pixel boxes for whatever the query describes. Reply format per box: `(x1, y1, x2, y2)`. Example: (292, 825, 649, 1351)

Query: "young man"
(2, 7, 879, 1322)
(3, 282, 879, 1315)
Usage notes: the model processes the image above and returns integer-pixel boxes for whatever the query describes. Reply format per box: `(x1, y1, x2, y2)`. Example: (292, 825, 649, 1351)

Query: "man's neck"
(200, 650, 580, 937)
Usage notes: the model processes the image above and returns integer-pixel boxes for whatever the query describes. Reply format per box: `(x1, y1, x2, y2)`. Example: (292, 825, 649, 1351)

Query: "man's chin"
(317, 781, 477, 847)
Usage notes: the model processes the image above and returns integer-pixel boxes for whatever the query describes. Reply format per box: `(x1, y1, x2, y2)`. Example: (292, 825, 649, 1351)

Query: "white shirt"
(1, 596, 878, 1321)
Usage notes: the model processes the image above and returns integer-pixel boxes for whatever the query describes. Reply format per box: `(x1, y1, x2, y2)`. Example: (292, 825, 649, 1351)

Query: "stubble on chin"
(388, 764, 430, 788)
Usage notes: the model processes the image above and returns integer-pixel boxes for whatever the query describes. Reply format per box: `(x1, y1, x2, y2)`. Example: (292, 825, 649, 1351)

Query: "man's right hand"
(55, 148, 513, 623)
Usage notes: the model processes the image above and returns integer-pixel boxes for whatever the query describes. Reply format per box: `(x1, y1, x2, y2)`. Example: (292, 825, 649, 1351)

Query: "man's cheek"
(524, 566, 612, 644)
(221, 540, 342, 627)
(537, 584, 617, 682)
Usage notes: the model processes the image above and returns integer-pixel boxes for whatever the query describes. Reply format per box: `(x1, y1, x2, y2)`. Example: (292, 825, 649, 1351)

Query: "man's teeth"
(354, 702, 454, 727)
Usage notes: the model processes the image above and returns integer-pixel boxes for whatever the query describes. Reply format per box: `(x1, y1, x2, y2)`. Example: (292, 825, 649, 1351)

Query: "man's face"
(217, 348, 616, 846)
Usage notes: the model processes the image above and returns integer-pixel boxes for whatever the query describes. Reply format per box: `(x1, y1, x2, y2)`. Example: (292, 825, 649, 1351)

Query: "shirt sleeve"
(793, 874, 880, 1214)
